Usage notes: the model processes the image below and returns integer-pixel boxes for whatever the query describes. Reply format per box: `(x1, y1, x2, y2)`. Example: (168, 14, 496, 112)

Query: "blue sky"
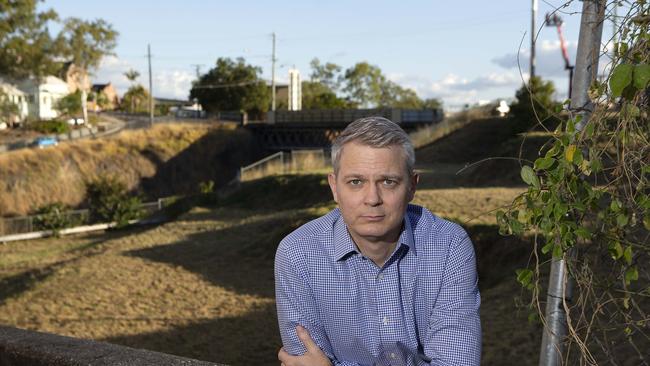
(42, 0, 614, 108)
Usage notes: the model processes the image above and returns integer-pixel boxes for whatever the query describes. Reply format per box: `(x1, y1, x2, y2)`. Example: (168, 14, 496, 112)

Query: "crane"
(545, 13, 575, 98)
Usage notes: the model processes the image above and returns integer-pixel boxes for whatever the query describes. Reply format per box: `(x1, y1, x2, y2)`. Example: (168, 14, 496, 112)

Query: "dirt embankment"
(415, 117, 554, 188)
(0, 124, 262, 216)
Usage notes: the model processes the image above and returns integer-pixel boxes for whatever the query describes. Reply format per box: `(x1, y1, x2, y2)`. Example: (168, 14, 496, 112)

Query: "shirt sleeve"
(275, 242, 363, 366)
(422, 230, 482, 366)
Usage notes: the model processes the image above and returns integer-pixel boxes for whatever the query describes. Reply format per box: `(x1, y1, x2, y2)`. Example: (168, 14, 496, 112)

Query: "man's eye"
(349, 179, 362, 185)
(383, 179, 397, 186)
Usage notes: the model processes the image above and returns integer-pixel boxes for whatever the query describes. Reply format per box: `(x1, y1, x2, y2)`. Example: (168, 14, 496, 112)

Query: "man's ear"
(327, 173, 339, 203)
(408, 172, 419, 202)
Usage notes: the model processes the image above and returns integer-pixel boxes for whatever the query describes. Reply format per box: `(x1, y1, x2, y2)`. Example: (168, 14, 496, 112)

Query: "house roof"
(92, 83, 112, 92)
(0, 81, 26, 96)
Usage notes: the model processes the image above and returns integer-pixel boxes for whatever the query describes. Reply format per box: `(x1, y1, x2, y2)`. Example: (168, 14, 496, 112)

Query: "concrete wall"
(0, 326, 226, 366)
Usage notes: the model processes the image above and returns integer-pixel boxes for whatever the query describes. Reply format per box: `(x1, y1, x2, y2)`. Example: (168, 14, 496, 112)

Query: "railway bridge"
(245, 108, 443, 150)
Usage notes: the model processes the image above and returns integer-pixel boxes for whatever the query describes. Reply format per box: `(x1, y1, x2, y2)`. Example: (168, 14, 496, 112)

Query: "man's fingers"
(278, 347, 290, 363)
(296, 325, 319, 352)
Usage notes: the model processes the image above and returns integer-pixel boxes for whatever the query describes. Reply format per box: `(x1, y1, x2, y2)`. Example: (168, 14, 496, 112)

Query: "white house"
(17, 76, 70, 120)
(0, 80, 30, 125)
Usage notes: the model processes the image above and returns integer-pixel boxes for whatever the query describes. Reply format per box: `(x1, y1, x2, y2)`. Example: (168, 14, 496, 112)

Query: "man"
(275, 117, 481, 366)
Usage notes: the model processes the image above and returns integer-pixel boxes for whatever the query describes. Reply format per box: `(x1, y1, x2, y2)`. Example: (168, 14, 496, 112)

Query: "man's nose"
(364, 183, 382, 206)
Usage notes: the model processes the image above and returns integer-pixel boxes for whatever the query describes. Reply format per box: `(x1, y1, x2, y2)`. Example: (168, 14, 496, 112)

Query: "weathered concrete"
(0, 326, 226, 366)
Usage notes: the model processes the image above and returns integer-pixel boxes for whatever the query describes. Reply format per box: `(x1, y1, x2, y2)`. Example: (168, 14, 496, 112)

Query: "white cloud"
(92, 55, 134, 95)
(389, 71, 524, 107)
(154, 70, 194, 100)
(93, 55, 195, 100)
(492, 40, 579, 77)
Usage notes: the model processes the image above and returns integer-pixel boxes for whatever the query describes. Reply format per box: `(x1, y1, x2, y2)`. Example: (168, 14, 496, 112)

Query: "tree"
(508, 76, 558, 132)
(301, 81, 354, 110)
(190, 57, 270, 116)
(342, 61, 429, 109)
(122, 85, 150, 113)
(57, 17, 118, 125)
(0, 0, 60, 80)
(124, 69, 140, 85)
(422, 98, 442, 109)
(379, 80, 425, 109)
(309, 58, 343, 93)
(343, 62, 386, 108)
(123, 69, 141, 112)
(55, 90, 83, 116)
(0, 90, 20, 126)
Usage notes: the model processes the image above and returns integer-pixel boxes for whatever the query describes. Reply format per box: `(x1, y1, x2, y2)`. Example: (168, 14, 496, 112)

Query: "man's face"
(328, 141, 418, 245)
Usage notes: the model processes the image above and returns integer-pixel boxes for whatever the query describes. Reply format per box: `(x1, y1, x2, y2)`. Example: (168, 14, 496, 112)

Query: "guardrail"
(240, 150, 329, 181)
(266, 108, 443, 125)
(0, 199, 168, 238)
(0, 126, 99, 154)
(0, 325, 225, 366)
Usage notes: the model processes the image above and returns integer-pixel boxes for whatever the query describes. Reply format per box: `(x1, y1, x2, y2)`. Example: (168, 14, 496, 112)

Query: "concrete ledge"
(0, 326, 225, 366)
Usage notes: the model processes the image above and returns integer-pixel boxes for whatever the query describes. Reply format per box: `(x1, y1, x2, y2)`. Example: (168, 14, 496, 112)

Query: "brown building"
(88, 83, 119, 111)
(59, 62, 90, 93)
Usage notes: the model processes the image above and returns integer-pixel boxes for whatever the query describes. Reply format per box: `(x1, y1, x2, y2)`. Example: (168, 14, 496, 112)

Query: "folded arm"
(275, 244, 362, 366)
(421, 231, 482, 366)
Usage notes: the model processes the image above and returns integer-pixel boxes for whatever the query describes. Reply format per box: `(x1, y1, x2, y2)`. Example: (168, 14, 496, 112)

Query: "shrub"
(198, 180, 215, 194)
(508, 76, 560, 133)
(197, 180, 218, 206)
(86, 176, 142, 228)
(33, 202, 76, 236)
(30, 119, 69, 134)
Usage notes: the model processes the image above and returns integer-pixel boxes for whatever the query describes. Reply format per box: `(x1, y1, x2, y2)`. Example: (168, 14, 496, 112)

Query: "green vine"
(498, 1, 649, 363)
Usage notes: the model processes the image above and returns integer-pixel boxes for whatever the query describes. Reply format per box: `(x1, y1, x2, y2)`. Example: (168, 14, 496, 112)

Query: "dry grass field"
(0, 117, 548, 365)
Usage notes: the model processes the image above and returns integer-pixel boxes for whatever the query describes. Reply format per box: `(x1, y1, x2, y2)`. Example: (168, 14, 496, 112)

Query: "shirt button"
(390, 352, 397, 359)
(382, 316, 389, 325)
(377, 273, 384, 280)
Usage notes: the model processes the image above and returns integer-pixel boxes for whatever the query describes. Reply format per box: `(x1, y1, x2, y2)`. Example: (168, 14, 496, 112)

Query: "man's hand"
(278, 325, 332, 366)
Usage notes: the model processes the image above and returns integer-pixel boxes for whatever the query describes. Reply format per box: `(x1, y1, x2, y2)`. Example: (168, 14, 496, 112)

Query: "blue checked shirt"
(275, 204, 481, 366)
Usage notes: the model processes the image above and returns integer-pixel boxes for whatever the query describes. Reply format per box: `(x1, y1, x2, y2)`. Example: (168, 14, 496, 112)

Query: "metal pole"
(148, 44, 154, 127)
(568, 66, 574, 99)
(538, 1, 606, 365)
(531, 0, 538, 80)
(271, 32, 277, 111)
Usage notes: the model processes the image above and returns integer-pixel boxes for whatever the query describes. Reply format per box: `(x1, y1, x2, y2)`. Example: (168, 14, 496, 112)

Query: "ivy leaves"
(520, 166, 540, 189)
(609, 62, 650, 98)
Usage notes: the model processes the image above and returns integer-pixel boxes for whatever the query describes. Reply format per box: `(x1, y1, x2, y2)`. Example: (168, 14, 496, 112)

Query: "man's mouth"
(361, 215, 385, 222)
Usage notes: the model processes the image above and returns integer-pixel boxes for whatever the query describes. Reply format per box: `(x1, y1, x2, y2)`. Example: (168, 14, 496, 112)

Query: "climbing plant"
(497, 1, 649, 364)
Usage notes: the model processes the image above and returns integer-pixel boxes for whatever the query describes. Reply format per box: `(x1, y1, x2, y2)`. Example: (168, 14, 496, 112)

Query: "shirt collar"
(333, 210, 416, 261)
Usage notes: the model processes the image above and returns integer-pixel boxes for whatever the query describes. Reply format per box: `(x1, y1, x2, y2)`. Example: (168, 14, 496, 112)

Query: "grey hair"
(331, 116, 415, 174)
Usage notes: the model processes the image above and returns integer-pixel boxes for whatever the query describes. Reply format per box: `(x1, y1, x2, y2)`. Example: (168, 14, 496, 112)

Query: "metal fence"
(240, 150, 330, 182)
(0, 199, 168, 237)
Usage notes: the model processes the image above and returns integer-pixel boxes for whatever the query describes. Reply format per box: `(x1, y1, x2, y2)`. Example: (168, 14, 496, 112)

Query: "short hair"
(331, 116, 415, 174)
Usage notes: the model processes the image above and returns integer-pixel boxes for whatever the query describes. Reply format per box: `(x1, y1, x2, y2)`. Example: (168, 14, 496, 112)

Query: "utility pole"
(191, 64, 203, 80)
(531, 0, 538, 80)
(538, 1, 606, 366)
(148, 44, 154, 127)
(271, 32, 277, 111)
